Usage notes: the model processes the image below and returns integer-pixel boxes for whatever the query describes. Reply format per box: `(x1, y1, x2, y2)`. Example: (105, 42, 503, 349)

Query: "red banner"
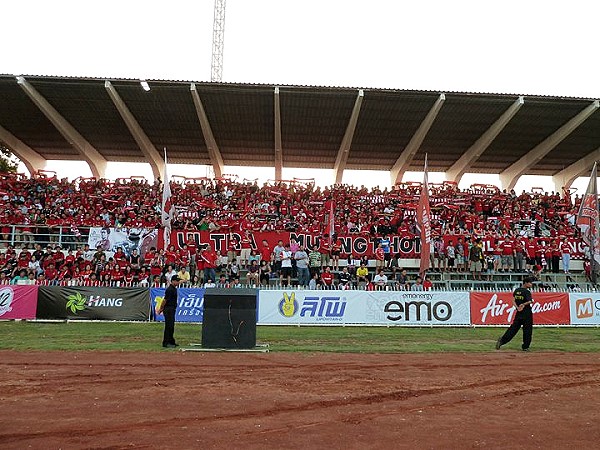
(165, 230, 587, 260)
(470, 291, 570, 325)
(166, 230, 426, 258)
(0, 285, 38, 320)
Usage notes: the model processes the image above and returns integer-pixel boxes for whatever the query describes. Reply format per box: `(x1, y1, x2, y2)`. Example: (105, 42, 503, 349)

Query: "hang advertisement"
(37, 286, 150, 321)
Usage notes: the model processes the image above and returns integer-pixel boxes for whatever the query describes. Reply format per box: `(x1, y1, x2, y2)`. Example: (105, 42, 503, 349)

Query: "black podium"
(201, 288, 258, 349)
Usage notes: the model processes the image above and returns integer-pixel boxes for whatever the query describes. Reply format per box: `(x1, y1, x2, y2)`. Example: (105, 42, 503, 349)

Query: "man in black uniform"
(158, 275, 180, 348)
(496, 276, 535, 351)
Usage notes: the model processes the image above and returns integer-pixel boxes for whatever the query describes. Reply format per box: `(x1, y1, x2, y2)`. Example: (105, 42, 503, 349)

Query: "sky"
(1, 0, 599, 193)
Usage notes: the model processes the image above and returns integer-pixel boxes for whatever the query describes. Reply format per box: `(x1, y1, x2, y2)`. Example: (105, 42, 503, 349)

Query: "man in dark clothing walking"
(496, 276, 535, 351)
(158, 275, 180, 348)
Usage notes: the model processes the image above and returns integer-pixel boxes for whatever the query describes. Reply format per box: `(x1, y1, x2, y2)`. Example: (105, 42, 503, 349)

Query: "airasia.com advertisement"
(470, 291, 570, 325)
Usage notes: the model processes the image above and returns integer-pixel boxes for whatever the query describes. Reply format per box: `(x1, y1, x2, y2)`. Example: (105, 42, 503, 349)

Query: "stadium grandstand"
(0, 75, 598, 291)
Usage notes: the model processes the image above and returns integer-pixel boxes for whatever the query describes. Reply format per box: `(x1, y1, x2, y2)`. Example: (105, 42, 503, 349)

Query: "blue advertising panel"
(150, 287, 205, 322)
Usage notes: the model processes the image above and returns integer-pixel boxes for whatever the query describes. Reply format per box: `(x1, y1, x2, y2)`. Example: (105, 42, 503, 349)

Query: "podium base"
(181, 342, 269, 353)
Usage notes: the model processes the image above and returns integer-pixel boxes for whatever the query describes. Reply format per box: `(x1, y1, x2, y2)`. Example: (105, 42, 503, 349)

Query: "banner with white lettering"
(37, 287, 150, 320)
(257, 290, 469, 325)
(568, 293, 600, 325)
(470, 292, 570, 325)
(150, 287, 205, 322)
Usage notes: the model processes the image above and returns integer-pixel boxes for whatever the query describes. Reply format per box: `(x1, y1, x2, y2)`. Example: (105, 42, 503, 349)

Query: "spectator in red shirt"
(320, 266, 334, 290)
(423, 274, 433, 291)
(112, 264, 125, 283)
(239, 230, 253, 269)
(200, 245, 218, 283)
(500, 240, 514, 272)
(513, 238, 525, 272)
(524, 238, 537, 272)
(44, 263, 58, 283)
(550, 240, 561, 274)
(164, 244, 178, 268)
(330, 238, 341, 271)
(113, 246, 128, 266)
(259, 239, 272, 264)
(584, 258, 592, 282)
(374, 243, 385, 271)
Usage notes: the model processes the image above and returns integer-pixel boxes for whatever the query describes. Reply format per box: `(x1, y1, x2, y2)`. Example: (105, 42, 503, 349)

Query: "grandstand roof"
(1, 74, 599, 189)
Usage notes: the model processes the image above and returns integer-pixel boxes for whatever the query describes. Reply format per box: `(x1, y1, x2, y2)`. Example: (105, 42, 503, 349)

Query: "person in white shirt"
(164, 265, 177, 283)
(280, 244, 293, 286)
(294, 246, 310, 286)
(446, 240, 456, 272)
(373, 269, 388, 290)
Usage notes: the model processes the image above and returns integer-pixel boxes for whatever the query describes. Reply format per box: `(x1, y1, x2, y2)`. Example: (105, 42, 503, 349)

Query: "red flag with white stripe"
(416, 155, 432, 276)
(576, 161, 600, 266)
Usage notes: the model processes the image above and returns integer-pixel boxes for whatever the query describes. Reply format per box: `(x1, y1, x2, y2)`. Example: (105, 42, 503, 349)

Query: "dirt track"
(1, 350, 599, 449)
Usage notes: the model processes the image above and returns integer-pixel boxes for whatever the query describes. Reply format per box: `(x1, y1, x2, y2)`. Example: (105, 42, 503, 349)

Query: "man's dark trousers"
(499, 311, 533, 350)
(162, 307, 176, 346)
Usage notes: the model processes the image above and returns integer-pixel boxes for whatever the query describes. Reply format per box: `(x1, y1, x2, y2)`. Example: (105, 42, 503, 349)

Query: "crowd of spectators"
(0, 171, 590, 287)
(0, 172, 582, 238)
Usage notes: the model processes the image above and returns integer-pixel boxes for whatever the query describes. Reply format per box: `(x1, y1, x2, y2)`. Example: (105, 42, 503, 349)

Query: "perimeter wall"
(2, 286, 600, 326)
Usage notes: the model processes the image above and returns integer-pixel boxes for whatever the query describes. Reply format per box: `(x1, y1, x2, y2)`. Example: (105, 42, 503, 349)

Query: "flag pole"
(161, 147, 173, 250)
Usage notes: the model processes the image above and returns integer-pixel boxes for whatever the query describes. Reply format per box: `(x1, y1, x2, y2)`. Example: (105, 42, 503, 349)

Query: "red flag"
(328, 200, 335, 244)
(161, 149, 175, 249)
(416, 155, 432, 276)
(576, 162, 600, 266)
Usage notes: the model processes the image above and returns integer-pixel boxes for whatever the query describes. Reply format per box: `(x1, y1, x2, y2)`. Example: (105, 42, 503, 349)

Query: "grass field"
(1, 321, 600, 352)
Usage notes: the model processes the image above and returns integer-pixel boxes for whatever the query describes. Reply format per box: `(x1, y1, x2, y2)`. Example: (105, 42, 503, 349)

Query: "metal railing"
(0, 225, 91, 249)
(5, 278, 596, 293)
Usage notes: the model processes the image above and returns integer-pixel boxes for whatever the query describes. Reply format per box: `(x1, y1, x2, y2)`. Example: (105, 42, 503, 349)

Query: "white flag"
(161, 149, 175, 249)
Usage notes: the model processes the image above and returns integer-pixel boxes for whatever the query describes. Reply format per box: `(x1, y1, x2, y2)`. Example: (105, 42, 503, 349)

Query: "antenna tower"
(211, 0, 226, 82)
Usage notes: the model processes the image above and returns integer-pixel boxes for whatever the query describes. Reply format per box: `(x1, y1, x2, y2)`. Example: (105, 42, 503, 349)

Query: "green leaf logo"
(66, 292, 86, 314)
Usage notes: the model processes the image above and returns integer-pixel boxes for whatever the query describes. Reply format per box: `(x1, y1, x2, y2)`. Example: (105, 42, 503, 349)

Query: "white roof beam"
(500, 100, 600, 190)
(553, 146, 600, 192)
(274, 87, 283, 181)
(334, 89, 364, 184)
(16, 76, 107, 178)
(104, 81, 164, 180)
(190, 83, 224, 178)
(0, 124, 46, 175)
(446, 96, 524, 184)
(390, 93, 445, 185)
